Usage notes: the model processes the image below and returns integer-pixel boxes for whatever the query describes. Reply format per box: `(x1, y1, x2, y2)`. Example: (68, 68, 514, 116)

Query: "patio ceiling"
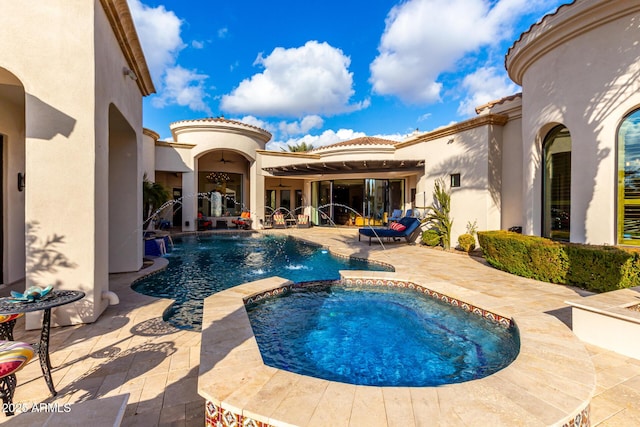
(263, 159, 424, 176)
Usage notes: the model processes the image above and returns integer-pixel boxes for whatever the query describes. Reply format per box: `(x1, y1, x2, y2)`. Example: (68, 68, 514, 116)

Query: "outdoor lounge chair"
(358, 216, 421, 245)
(388, 209, 403, 223)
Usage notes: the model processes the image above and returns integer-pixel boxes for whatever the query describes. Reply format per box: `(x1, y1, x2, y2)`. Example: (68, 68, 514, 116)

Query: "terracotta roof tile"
(169, 117, 272, 137)
(311, 136, 399, 151)
(475, 93, 522, 114)
(505, 1, 577, 69)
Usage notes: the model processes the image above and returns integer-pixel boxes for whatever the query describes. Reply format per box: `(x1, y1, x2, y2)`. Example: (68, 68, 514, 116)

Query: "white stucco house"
(148, 0, 640, 247)
(1, 0, 638, 327)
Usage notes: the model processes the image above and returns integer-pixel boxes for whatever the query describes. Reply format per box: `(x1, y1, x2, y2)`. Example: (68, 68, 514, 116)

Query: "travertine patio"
(2, 227, 640, 426)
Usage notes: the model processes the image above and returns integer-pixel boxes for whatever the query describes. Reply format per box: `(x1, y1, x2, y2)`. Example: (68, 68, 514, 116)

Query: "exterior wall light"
(17, 172, 25, 192)
(122, 67, 138, 81)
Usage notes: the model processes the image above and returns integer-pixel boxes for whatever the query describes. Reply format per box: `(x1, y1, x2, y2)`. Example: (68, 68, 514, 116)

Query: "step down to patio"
(5, 393, 129, 427)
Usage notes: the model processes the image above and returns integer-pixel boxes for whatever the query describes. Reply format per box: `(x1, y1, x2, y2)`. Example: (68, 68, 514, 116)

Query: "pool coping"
(198, 271, 595, 427)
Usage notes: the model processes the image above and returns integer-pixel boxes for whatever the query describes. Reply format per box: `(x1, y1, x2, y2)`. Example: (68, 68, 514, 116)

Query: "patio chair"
(358, 216, 421, 246)
(0, 340, 35, 415)
(197, 212, 213, 230)
(388, 209, 403, 223)
(0, 314, 23, 341)
(297, 214, 310, 228)
(272, 212, 286, 229)
(232, 211, 252, 230)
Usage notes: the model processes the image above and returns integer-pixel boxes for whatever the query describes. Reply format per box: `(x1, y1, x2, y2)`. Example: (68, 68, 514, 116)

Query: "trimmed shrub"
(422, 229, 441, 246)
(458, 233, 476, 252)
(477, 230, 640, 292)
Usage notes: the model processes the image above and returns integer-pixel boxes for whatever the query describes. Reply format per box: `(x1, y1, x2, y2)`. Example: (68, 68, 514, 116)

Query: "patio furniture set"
(0, 289, 84, 415)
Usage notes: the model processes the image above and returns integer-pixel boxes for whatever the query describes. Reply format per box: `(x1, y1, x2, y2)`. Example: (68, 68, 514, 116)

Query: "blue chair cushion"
(359, 217, 420, 239)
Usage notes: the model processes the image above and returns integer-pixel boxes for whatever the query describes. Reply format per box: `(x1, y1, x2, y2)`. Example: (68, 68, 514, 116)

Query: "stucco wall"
(142, 130, 158, 180)
(0, 0, 146, 326)
(516, 1, 640, 244)
(397, 124, 500, 246)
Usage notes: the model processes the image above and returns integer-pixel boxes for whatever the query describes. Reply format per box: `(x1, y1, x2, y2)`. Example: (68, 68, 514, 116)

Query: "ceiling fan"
(218, 151, 233, 164)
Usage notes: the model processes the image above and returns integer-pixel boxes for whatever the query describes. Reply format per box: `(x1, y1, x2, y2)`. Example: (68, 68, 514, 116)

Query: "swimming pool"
(132, 233, 392, 329)
(246, 281, 520, 387)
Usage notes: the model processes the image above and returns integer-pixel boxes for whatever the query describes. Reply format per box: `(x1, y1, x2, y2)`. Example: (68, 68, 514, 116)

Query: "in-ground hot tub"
(245, 280, 520, 387)
(198, 271, 594, 427)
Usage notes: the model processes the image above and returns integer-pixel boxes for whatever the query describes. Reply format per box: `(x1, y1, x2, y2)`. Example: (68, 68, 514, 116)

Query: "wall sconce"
(447, 138, 455, 144)
(17, 172, 25, 192)
(122, 67, 138, 81)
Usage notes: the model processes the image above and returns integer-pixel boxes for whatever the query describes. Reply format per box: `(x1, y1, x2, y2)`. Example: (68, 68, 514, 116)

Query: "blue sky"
(129, 0, 568, 150)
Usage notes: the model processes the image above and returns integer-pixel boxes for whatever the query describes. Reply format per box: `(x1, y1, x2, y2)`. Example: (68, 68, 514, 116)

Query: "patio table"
(0, 290, 85, 396)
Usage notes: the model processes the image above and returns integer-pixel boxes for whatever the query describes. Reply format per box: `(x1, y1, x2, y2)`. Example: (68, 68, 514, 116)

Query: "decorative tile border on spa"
(561, 404, 590, 427)
(243, 277, 512, 328)
(243, 284, 294, 306)
(206, 400, 274, 427)
(342, 277, 513, 328)
(205, 400, 589, 427)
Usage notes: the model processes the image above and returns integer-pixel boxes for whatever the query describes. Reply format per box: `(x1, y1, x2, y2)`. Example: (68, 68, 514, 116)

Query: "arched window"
(617, 109, 640, 245)
(542, 125, 571, 241)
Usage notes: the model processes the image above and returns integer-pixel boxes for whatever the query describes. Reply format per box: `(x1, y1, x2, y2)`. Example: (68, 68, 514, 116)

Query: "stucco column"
(182, 171, 196, 231)
(250, 162, 264, 229)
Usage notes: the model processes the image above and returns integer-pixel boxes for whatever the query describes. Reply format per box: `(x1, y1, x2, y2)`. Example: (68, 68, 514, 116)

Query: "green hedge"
(477, 230, 640, 292)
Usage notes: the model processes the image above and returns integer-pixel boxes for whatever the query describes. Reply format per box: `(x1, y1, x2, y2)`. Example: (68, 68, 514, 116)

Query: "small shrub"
(466, 220, 478, 236)
(422, 229, 440, 246)
(458, 233, 476, 252)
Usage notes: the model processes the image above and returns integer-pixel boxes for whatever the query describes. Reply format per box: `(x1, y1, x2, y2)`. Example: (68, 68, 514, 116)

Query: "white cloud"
(218, 27, 229, 38)
(128, 0, 183, 83)
(370, 0, 558, 104)
(278, 115, 324, 137)
(265, 128, 405, 151)
(417, 113, 432, 122)
(128, 0, 211, 113)
(151, 66, 212, 114)
(456, 66, 518, 116)
(191, 40, 205, 49)
(266, 128, 363, 151)
(237, 115, 275, 133)
(220, 41, 366, 117)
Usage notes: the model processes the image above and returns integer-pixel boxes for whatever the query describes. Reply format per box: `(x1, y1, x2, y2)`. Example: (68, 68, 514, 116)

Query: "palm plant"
(143, 174, 170, 225)
(283, 141, 314, 152)
(423, 178, 453, 250)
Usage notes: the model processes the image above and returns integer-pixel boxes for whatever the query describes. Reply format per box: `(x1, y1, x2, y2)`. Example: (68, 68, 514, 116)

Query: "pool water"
(246, 283, 520, 386)
(132, 234, 392, 330)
